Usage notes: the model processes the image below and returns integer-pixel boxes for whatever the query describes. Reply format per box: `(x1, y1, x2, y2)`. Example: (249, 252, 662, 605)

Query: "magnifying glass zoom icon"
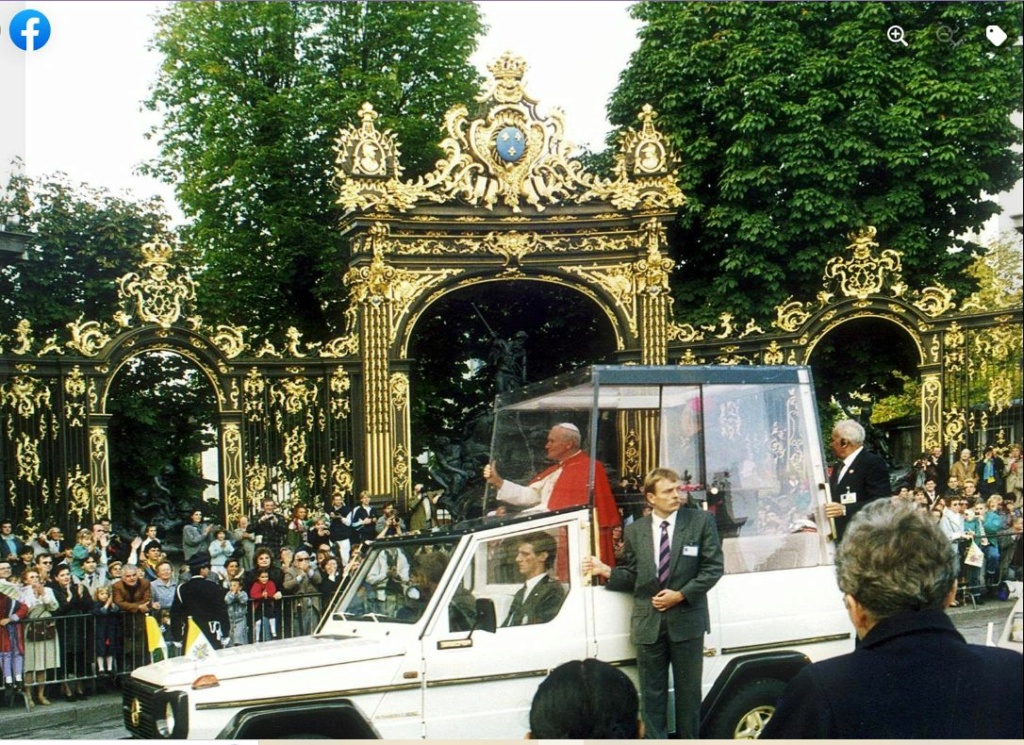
(887, 25, 908, 46)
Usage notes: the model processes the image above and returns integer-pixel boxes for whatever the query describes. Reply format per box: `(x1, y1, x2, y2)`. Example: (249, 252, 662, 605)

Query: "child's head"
(215, 529, 227, 541)
(258, 569, 270, 582)
(94, 585, 110, 602)
(229, 578, 242, 592)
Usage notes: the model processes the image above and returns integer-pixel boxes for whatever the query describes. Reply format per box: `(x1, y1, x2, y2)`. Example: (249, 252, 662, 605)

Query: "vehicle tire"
(705, 678, 786, 739)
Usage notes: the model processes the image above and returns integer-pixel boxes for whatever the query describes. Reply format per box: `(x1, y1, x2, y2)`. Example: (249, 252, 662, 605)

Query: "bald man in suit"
(586, 467, 724, 739)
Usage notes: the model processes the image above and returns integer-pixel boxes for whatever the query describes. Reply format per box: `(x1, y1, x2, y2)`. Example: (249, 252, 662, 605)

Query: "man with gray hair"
(484, 423, 620, 563)
(824, 419, 890, 540)
(762, 500, 1022, 738)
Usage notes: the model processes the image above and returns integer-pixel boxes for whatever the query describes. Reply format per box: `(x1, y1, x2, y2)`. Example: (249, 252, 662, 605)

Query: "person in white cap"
(484, 423, 621, 564)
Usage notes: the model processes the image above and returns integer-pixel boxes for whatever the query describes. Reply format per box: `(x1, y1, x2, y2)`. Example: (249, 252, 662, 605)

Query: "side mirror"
(474, 598, 497, 634)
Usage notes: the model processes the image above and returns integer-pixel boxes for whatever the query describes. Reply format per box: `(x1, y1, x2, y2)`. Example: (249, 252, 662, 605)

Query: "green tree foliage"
(145, 1, 486, 341)
(108, 352, 218, 532)
(408, 283, 616, 497)
(608, 1, 1023, 326)
(0, 171, 171, 339)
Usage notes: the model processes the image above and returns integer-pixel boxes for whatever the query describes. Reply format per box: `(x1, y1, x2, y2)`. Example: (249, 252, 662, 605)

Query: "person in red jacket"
(484, 423, 621, 565)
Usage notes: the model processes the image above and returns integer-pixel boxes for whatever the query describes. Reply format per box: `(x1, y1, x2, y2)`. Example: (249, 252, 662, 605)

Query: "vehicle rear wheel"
(705, 678, 786, 739)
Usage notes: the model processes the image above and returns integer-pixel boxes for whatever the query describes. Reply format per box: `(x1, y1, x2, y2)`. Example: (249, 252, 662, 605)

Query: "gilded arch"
(668, 226, 1023, 455)
(333, 53, 687, 504)
(399, 273, 626, 359)
(1, 240, 358, 538)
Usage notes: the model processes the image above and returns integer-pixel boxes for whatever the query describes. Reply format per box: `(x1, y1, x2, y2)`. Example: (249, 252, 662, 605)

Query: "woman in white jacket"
(18, 567, 58, 707)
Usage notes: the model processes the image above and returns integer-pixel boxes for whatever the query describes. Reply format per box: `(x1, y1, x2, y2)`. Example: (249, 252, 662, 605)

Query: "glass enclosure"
(485, 366, 832, 572)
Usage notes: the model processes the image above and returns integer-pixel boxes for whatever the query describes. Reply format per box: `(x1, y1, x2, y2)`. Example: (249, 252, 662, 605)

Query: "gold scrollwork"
(913, 286, 956, 317)
(632, 220, 674, 297)
(583, 104, 686, 211)
(920, 375, 942, 449)
(117, 240, 196, 329)
(90, 426, 110, 518)
(66, 465, 91, 523)
(2, 375, 51, 418)
(763, 341, 785, 365)
(243, 368, 266, 422)
(774, 298, 811, 333)
(334, 54, 684, 215)
(64, 366, 87, 427)
(210, 324, 246, 359)
(330, 367, 352, 419)
(16, 432, 41, 484)
(392, 442, 410, 490)
(283, 429, 308, 473)
(823, 226, 902, 300)
(390, 372, 409, 412)
(345, 232, 463, 331)
(11, 319, 33, 355)
(331, 456, 354, 496)
(65, 317, 111, 357)
(562, 263, 636, 335)
(270, 377, 318, 416)
(222, 424, 244, 518)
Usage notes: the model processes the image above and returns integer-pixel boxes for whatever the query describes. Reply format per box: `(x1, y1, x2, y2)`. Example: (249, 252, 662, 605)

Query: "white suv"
(123, 366, 854, 739)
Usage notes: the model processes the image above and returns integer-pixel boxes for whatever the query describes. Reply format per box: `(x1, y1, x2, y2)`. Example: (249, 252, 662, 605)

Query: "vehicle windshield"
(330, 536, 462, 624)
(483, 365, 832, 571)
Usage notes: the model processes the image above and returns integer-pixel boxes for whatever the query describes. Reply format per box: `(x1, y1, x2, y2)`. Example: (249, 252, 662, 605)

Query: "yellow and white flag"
(184, 617, 216, 662)
(144, 615, 168, 663)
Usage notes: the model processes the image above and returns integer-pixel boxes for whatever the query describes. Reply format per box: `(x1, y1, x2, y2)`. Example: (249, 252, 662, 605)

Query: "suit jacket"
(761, 610, 1022, 739)
(503, 574, 566, 626)
(829, 448, 889, 540)
(607, 508, 724, 644)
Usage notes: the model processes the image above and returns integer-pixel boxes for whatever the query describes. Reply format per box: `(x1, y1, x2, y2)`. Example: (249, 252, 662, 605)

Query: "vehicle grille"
(122, 678, 162, 738)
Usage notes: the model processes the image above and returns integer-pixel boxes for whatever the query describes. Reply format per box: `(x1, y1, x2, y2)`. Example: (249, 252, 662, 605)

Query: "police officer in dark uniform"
(174, 550, 231, 648)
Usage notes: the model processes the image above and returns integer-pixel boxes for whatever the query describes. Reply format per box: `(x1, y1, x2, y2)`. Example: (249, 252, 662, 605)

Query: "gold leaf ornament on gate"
(117, 240, 196, 328)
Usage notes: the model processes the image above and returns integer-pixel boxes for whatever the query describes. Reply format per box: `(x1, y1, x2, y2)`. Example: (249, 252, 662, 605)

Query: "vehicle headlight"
(156, 701, 175, 738)
(154, 690, 189, 738)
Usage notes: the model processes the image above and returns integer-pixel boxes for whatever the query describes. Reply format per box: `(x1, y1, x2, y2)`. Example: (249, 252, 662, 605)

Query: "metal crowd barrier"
(0, 591, 324, 703)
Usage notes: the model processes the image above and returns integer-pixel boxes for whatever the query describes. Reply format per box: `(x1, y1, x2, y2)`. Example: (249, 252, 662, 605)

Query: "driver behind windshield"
(401, 550, 476, 631)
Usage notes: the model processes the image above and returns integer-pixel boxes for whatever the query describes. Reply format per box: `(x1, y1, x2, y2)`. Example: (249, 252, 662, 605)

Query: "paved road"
(14, 599, 1020, 740)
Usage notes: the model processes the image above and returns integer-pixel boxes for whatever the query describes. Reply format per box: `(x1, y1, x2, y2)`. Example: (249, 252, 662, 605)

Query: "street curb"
(1, 691, 122, 739)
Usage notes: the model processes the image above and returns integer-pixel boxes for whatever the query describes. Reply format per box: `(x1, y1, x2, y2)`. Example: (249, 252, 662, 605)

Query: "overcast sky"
(6, 1, 640, 222)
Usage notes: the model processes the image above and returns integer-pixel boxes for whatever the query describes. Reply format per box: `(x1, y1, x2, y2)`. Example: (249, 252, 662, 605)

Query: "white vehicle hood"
(132, 632, 407, 688)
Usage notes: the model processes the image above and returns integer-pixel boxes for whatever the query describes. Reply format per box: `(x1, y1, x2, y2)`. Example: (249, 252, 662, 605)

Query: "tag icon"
(986, 25, 1008, 47)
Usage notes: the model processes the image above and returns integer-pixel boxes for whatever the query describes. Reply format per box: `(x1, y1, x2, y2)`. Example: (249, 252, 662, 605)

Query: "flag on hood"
(184, 616, 216, 662)
(144, 615, 168, 663)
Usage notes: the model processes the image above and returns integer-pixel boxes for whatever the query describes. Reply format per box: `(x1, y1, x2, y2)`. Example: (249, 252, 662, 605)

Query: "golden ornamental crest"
(823, 226, 902, 300)
(334, 53, 685, 215)
(117, 240, 196, 328)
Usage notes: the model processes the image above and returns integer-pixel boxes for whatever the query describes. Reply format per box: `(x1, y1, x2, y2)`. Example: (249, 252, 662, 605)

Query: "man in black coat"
(174, 550, 231, 649)
(825, 419, 890, 541)
(586, 467, 724, 739)
(502, 532, 565, 626)
(762, 500, 1022, 739)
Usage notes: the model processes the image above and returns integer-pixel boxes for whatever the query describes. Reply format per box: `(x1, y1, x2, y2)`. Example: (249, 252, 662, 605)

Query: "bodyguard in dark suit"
(586, 467, 724, 739)
(762, 500, 1022, 739)
(825, 419, 890, 541)
(503, 532, 565, 626)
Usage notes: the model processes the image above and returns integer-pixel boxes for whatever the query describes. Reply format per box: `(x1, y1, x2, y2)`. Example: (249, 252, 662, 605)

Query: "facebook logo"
(9, 9, 51, 52)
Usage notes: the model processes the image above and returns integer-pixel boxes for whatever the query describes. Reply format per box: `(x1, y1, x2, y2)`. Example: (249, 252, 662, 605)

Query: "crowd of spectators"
(0, 489, 422, 710)
(903, 442, 1023, 605)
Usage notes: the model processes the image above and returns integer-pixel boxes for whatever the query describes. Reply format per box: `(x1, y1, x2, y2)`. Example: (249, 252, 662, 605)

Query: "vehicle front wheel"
(705, 678, 786, 739)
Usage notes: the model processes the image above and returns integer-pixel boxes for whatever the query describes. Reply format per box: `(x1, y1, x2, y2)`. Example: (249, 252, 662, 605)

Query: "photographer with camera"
(375, 501, 405, 539)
